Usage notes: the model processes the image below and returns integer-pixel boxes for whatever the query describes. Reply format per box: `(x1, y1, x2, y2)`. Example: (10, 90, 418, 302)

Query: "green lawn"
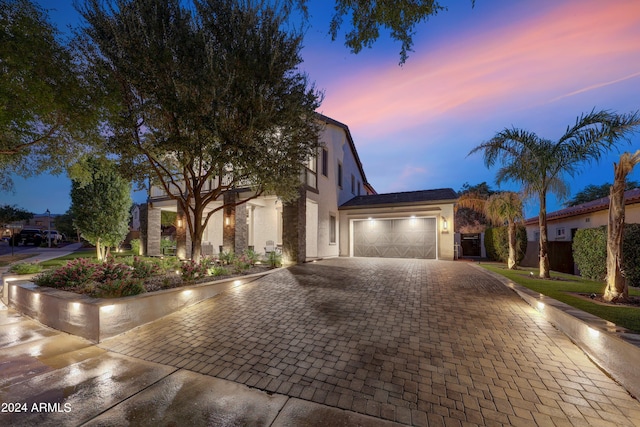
(481, 263, 640, 333)
(39, 249, 136, 268)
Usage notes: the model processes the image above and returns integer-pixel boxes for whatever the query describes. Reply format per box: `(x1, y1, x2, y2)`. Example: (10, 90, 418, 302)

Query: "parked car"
(42, 230, 64, 244)
(12, 229, 43, 246)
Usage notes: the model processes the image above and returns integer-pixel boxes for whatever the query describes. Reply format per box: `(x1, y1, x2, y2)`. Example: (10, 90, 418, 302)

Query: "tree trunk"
(96, 238, 103, 261)
(507, 220, 517, 269)
(604, 167, 629, 302)
(538, 194, 550, 278)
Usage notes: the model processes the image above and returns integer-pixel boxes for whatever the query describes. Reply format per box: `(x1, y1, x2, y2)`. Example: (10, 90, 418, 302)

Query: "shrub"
(484, 225, 527, 263)
(233, 254, 251, 273)
(572, 224, 640, 287)
(130, 256, 160, 279)
(130, 239, 141, 255)
(572, 227, 607, 281)
(34, 258, 99, 289)
(219, 250, 235, 265)
(209, 266, 228, 277)
(243, 248, 260, 266)
(94, 278, 145, 298)
(180, 259, 208, 282)
(9, 263, 43, 275)
(266, 251, 282, 268)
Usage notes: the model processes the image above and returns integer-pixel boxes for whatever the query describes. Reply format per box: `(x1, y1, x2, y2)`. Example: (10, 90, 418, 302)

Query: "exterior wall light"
(177, 219, 183, 228)
(225, 216, 230, 226)
(442, 217, 448, 231)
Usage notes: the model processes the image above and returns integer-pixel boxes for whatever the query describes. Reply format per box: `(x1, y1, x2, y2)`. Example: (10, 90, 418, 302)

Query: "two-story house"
(143, 114, 457, 262)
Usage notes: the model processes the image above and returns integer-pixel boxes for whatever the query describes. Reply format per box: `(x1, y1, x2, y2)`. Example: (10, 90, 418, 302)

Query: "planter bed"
(2, 268, 279, 343)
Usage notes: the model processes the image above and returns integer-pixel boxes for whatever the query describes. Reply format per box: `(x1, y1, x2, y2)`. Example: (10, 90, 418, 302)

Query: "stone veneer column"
(234, 202, 247, 254)
(176, 204, 190, 260)
(145, 203, 162, 256)
(282, 187, 306, 264)
(222, 191, 236, 253)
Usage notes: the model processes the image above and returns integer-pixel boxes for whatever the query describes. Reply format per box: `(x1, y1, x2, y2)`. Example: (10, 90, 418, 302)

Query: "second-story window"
(337, 162, 343, 189)
(351, 174, 355, 194)
(357, 180, 361, 196)
(322, 148, 328, 177)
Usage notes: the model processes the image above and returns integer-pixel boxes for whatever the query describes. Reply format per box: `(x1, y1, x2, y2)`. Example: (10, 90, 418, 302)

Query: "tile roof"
(339, 188, 458, 208)
(524, 188, 640, 225)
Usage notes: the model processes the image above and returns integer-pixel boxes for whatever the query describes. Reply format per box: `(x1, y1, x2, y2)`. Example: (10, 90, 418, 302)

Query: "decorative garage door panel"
(353, 218, 436, 259)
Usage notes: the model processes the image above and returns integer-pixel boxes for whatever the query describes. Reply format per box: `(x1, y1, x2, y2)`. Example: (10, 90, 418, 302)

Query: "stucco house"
(522, 188, 640, 271)
(142, 114, 458, 262)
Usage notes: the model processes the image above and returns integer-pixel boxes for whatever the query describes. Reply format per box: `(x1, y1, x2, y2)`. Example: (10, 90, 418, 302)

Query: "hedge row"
(572, 224, 640, 286)
(484, 225, 528, 264)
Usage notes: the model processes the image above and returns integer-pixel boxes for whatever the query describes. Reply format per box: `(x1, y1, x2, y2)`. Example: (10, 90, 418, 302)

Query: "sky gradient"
(4, 0, 640, 219)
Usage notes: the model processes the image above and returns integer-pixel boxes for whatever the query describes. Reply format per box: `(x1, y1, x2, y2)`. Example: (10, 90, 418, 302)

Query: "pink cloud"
(319, 0, 640, 141)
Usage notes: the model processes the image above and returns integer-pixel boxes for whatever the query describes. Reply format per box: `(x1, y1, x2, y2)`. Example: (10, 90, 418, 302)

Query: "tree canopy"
(78, 0, 323, 260)
(0, 204, 32, 225)
(469, 109, 640, 278)
(565, 181, 640, 207)
(70, 157, 132, 260)
(0, 0, 96, 191)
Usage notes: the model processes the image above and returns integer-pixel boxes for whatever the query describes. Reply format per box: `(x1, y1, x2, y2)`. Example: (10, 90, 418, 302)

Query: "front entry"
(353, 217, 436, 259)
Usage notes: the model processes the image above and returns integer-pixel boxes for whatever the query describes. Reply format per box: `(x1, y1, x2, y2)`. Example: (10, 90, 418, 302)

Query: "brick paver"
(101, 258, 640, 426)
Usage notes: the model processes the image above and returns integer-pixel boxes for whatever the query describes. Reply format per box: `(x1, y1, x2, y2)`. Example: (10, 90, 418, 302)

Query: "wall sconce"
(225, 216, 230, 226)
(442, 217, 448, 232)
(177, 219, 183, 228)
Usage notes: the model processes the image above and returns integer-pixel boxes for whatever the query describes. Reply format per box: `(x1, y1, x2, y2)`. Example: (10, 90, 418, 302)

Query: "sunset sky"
(5, 0, 640, 218)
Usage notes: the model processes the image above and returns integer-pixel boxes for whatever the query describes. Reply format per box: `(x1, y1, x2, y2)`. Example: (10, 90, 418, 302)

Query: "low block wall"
(4, 269, 278, 343)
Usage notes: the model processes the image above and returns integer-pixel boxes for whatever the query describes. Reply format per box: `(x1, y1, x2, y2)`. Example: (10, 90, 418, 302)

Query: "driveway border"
(475, 263, 640, 400)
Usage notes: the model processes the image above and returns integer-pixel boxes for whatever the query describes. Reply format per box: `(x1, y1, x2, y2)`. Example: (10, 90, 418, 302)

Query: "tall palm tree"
(469, 110, 640, 278)
(605, 150, 640, 303)
(485, 192, 524, 269)
(457, 191, 523, 268)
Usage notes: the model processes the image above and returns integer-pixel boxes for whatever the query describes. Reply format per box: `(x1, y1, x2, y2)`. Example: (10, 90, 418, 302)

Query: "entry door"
(353, 218, 436, 259)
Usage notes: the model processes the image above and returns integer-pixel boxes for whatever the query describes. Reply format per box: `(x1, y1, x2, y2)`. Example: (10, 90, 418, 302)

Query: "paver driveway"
(102, 258, 640, 426)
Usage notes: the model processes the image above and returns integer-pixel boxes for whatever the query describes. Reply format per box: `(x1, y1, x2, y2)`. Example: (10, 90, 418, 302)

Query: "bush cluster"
(573, 224, 640, 286)
(484, 225, 527, 264)
(8, 263, 43, 275)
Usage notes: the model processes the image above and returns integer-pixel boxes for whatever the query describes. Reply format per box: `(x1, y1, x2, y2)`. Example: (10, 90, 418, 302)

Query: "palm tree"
(485, 192, 524, 269)
(605, 150, 640, 303)
(457, 191, 523, 269)
(469, 110, 640, 278)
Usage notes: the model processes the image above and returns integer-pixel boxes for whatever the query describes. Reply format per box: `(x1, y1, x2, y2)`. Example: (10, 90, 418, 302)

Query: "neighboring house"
(143, 114, 457, 261)
(522, 188, 640, 272)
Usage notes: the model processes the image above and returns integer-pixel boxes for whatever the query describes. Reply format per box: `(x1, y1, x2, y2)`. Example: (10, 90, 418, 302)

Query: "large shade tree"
(78, 0, 323, 261)
(0, 0, 96, 191)
(469, 110, 640, 278)
(605, 150, 640, 303)
(565, 181, 640, 207)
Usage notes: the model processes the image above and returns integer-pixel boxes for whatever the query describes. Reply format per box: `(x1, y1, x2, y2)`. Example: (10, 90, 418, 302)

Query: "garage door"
(353, 217, 436, 259)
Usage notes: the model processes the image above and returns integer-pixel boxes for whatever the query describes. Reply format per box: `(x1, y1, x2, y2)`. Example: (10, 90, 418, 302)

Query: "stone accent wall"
(234, 202, 247, 254)
(222, 191, 236, 252)
(176, 204, 188, 260)
(146, 204, 162, 256)
(283, 187, 306, 264)
(139, 203, 148, 256)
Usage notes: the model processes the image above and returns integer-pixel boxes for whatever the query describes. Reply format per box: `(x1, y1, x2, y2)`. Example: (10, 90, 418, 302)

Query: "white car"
(42, 230, 64, 244)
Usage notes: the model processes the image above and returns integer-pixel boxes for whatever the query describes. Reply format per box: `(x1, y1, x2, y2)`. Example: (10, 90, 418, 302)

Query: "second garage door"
(353, 217, 437, 259)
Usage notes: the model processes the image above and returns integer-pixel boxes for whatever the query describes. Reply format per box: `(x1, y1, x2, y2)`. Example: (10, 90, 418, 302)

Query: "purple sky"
(5, 0, 640, 219)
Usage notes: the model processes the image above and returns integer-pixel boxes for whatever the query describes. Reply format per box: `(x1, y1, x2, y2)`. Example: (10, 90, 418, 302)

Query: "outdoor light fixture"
(46, 208, 51, 248)
(442, 217, 448, 231)
(177, 219, 183, 228)
(225, 216, 230, 226)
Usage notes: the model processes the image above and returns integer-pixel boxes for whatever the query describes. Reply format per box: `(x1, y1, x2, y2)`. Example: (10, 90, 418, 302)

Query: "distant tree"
(0, 0, 96, 191)
(54, 210, 78, 242)
(484, 192, 523, 269)
(605, 150, 640, 303)
(78, 0, 322, 262)
(565, 181, 640, 207)
(469, 109, 640, 279)
(0, 204, 32, 225)
(455, 182, 496, 233)
(70, 157, 132, 260)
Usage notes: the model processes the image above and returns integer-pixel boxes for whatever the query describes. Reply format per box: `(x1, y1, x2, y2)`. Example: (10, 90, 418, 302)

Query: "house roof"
(316, 113, 377, 195)
(339, 188, 458, 209)
(524, 188, 640, 225)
